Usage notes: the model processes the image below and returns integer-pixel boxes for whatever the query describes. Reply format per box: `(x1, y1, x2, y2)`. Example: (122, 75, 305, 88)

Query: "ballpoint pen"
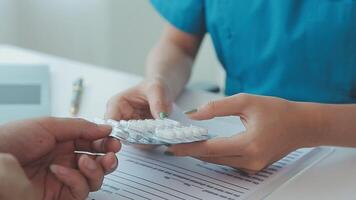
(70, 77, 84, 116)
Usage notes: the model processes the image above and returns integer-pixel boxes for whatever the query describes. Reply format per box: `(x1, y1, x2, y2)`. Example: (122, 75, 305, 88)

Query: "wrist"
(143, 77, 180, 101)
(144, 76, 166, 86)
(293, 101, 326, 148)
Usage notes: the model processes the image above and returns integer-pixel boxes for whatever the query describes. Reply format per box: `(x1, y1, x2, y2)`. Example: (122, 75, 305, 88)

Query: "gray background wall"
(0, 0, 224, 89)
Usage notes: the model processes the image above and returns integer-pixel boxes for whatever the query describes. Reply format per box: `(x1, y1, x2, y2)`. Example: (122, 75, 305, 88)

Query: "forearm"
(298, 102, 356, 147)
(145, 26, 203, 101)
(146, 40, 195, 100)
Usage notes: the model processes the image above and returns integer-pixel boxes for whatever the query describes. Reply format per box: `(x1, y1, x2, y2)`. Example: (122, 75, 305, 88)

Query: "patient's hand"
(0, 117, 121, 200)
(0, 153, 39, 200)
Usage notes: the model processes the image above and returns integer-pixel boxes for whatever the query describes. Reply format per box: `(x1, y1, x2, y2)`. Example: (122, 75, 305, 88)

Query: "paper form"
(89, 147, 319, 200)
(88, 105, 332, 200)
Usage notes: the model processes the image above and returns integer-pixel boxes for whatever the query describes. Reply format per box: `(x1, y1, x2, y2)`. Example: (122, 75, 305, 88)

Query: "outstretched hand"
(166, 94, 315, 173)
(0, 117, 121, 200)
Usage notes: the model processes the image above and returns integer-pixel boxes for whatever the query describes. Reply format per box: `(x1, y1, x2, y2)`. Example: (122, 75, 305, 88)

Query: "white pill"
(174, 129, 184, 138)
(166, 129, 175, 138)
(164, 119, 181, 126)
(179, 129, 190, 138)
(194, 127, 207, 137)
(126, 120, 134, 126)
(129, 120, 140, 127)
(189, 127, 198, 137)
(182, 128, 192, 136)
(136, 125, 147, 132)
(162, 130, 171, 138)
(119, 120, 128, 127)
(145, 119, 155, 125)
(154, 119, 164, 126)
(155, 130, 162, 137)
(146, 123, 156, 131)
(155, 129, 165, 136)
(157, 120, 169, 129)
(138, 121, 149, 131)
(155, 129, 163, 137)
(169, 129, 177, 139)
(198, 127, 208, 135)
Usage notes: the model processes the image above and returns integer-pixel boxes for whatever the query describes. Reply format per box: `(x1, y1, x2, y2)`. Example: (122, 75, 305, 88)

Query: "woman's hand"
(166, 94, 319, 173)
(105, 79, 172, 120)
(0, 117, 121, 200)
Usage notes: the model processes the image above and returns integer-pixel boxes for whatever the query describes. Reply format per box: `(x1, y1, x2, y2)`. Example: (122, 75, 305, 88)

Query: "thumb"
(187, 94, 250, 120)
(146, 84, 172, 119)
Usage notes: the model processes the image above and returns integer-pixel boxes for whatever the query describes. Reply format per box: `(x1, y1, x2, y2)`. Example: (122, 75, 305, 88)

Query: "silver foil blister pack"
(94, 118, 212, 145)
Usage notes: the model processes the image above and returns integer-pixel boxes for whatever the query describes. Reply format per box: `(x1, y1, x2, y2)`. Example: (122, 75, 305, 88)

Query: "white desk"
(0, 45, 355, 200)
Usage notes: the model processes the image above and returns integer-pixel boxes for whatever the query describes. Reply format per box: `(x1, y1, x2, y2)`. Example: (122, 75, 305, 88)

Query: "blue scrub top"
(150, 0, 356, 103)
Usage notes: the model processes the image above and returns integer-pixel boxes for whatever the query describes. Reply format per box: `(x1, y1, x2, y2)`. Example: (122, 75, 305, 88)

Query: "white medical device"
(0, 64, 51, 124)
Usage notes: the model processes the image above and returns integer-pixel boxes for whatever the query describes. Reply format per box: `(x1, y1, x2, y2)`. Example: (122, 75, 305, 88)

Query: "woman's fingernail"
(50, 165, 69, 175)
(184, 108, 198, 115)
(164, 151, 174, 156)
(159, 112, 169, 119)
(85, 156, 97, 171)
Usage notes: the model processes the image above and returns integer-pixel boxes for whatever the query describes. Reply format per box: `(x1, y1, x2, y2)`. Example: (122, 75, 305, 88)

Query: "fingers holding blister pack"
(94, 118, 211, 145)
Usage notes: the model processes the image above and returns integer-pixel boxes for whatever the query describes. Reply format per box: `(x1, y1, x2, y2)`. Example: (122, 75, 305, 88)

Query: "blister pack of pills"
(94, 118, 212, 145)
